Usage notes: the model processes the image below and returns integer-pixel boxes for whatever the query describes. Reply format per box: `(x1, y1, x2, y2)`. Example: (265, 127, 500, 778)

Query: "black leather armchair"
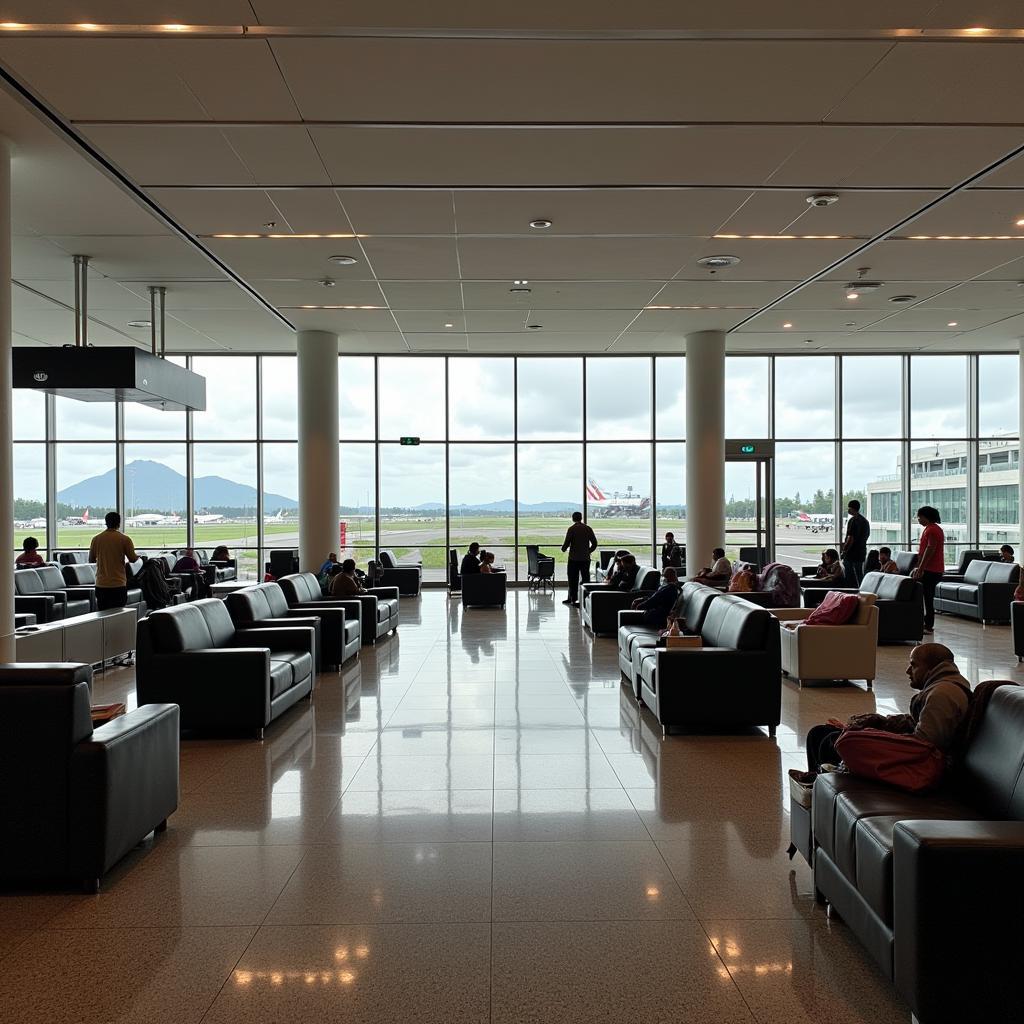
(227, 581, 360, 670)
(462, 571, 507, 608)
(279, 571, 399, 644)
(633, 594, 781, 734)
(934, 559, 1019, 623)
(14, 566, 92, 619)
(894, 551, 919, 575)
(174, 549, 237, 585)
(268, 549, 299, 579)
(448, 549, 461, 593)
(526, 545, 555, 591)
(377, 549, 422, 596)
(136, 599, 315, 738)
(809, 683, 1024, 1023)
(582, 566, 660, 637)
(62, 562, 147, 615)
(0, 663, 178, 891)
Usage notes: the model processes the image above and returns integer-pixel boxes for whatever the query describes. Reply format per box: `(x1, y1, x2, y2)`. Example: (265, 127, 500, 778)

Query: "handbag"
(834, 728, 946, 793)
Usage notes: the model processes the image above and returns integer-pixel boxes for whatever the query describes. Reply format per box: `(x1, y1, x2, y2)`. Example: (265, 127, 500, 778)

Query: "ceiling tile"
(338, 191, 457, 234)
(286, 308, 399, 333)
(204, 237, 373, 280)
(377, 282, 464, 308)
(776, 280, 954, 310)
(222, 127, 331, 185)
(654, 280, 793, 307)
(625, 308, 751, 334)
(257, 279, 387, 307)
(461, 281, 661, 309)
(899, 189, 1024, 236)
(359, 237, 461, 279)
(821, 239, 1024, 282)
(48, 234, 218, 280)
(914, 281, 1024, 310)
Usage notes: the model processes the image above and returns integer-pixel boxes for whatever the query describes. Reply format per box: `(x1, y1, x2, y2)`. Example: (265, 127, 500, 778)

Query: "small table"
(91, 702, 127, 725)
(210, 580, 250, 598)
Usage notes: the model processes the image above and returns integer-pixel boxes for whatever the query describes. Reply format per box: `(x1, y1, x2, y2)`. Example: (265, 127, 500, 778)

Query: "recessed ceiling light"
(889, 294, 918, 303)
(844, 322, 857, 327)
(509, 286, 532, 294)
(697, 255, 741, 268)
(127, 320, 152, 329)
(529, 219, 552, 229)
(526, 323, 544, 330)
(806, 193, 840, 207)
(846, 292, 860, 300)
(845, 280, 882, 292)
(947, 321, 959, 327)
(318, 278, 336, 288)
(329, 254, 358, 265)
(714, 233, 861, 241)
(513, 279, 529, 285)
(782, 322, 793, 329)
(1017, 219, 1024, 227)
(444, 322, 454, 328)
(262, 221, 276, 228)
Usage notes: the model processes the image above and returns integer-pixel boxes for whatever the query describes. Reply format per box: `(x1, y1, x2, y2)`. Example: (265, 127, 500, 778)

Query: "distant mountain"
(57, 459, 297, 513)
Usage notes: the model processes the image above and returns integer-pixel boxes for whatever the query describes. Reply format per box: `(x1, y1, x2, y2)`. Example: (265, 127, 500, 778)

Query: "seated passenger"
(694, 547, 731, 584)
(15, 536, 45, 569)
(878, 546, 899, 574)
(480, 551, 497, 574)
(631, 568, 680, 628)
(461, 542, 481, 576)
(172, 548, 200, 573)
(604, 550, 632, 587)
(612, 554, 640, 591)
(1000, 544, 1015, 563)
(211, 545, 231, 563)
(330, 558, 367, 597)
(812, 548, 844, 583)
(795, 643, 971, 779)
(318, 552, 338, 576)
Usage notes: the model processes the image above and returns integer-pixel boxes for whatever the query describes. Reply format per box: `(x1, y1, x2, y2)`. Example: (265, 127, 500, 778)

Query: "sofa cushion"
(268, 658, 294, 700)
(194, 599, 236, 647)
(960, 685, 1024, 818)
(63, 563, 97, 586)
(701, 595, 770, 650)
(284, 572, 322, 604)
(344, 619, 360, 643)
(805, 591, 860, 625)
(149, 604, 214, 653)
(36, 566, 66, 591)
(262, 584, 290, 617)
(963, 559, 990, 585)
(14, 570, 45, 595)
(862, 572, 914, 601)
(637, 650, 658, 691)
(955, 585, 979, 604)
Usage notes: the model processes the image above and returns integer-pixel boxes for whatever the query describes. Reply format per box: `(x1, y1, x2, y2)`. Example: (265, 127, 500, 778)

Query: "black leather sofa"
(14, 565, 94, 619)
(278, 571, 399, 645)
(633, 593, 781, 735)
(226, 582, 360, 669)
(617, 581, 720, 693)
(0, 662, 178, 891)
(943, 548, 1000, 578)
(268, 549, 299, 579)
(796, 571, 924, 643)
(62, 562, 147, 615)
(810, 683, 1024, 1023)
(136, 599, 315, 738)
(894, 550, 918, 575)
(582, 566, 661, 637)
(462, 571, 507, 608)
(54, 550, 90, 566)
(933, 559, 1019, 623)
(377, 549, 422, 596)
(172, 549, 237, 585)
(13, 570, 64, 622)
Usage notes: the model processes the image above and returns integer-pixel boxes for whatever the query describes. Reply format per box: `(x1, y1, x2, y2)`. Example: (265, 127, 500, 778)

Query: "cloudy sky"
(12, 354, 1019, 513)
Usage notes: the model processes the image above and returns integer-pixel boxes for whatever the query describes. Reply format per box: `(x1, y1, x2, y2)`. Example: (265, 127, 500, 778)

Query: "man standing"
(561, 511, 597, 606)
(841, 499, 870, 586)
(88, 511, 142, 610)
(661, 532, 683, 569)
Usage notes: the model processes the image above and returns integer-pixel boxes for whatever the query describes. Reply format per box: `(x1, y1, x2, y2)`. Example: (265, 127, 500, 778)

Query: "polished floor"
(2, 591, 1019, 1023)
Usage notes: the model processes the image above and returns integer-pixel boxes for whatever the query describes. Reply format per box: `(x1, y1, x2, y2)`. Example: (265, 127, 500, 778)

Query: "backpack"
(756, 562, 800, 608)
(136, 559, 174, 610)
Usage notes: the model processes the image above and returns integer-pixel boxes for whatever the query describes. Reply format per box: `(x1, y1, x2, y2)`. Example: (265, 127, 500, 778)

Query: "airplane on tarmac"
(28, 517, 47, 529)
(796, 511, 834, 532)
(264, 508, 292, 523)
(585, 478, 651, 518)
(194, 513, 225, 524)
(63, 509, 90, 526)
(127, 513, 183, 527)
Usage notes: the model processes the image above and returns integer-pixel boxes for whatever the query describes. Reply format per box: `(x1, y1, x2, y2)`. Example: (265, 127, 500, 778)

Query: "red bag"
(834, 728, 946, 793)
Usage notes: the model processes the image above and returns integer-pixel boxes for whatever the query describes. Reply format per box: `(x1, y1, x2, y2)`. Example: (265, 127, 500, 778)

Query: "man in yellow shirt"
(88, 511, 142, 610)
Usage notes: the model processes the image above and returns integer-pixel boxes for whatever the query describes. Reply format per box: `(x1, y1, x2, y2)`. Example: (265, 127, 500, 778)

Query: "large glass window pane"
(339, 356, 376, 440)
(192, 357, 257, 439)
(13, 389, 45, 440)
(55, 443, 115, 549)
(55, 396, 114, 440)
(448, 358, 514, 439)
(845, 442, 903, 550)
(979, 354, 1019, 438)
(725, 357, 769, 438)
(585, 443, 652, 558)
(775, 356, 835, 438)
(123, 444, 187, 549)
(979, 439, 1019, 549)
(122, 356, 187, 439)
(655, 443, 686, 549)
(193, 444, 260, 578)
(842, 355, 902, 438)
(910, 440, 967, 558)
(378, 357, 445, 440)
(339, 443, 376, 557)
(774, 441, 836, 570)
(449, 444, 514, 566)
(517, 358, 582, 440)
(379, 443, 446, 581)
(261, 356, 298, 440)
(586, 358, 651, 440)
(910, 355, 967, 438)
(262, 443, 300, 554)
(14, 444, 47, 555)
(516, 443, 582, 579)
(655, 357, 685, 439)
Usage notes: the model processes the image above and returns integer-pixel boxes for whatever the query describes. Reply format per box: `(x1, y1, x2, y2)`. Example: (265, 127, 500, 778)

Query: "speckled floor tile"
(492, 788, 649, 842)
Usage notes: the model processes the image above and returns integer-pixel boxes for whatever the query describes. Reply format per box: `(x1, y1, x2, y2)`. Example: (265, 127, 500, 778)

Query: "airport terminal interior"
(3, 5, 1024, 1023)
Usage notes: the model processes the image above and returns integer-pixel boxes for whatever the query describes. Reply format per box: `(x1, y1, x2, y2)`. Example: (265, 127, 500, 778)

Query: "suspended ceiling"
(3, 3, 1024, 354)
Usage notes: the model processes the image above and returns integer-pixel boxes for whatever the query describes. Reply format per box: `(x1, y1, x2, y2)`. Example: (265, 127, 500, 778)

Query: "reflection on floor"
(1, 591, 1018, 1023)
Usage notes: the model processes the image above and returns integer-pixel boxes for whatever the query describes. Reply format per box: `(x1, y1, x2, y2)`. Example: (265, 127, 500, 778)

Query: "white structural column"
(685, 330, 726, 579)
(1019, 338, 1024, 552)
(0, 138, 12, 660)
(297, 330, 340, 574)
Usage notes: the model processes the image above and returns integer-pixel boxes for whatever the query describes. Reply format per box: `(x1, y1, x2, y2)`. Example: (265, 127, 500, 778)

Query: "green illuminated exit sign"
(740, 444, 756, 454)
(400, 436, 421, 446)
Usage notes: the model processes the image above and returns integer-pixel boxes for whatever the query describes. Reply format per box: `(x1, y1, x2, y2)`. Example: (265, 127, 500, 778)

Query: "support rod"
(73, 254, 89, 346)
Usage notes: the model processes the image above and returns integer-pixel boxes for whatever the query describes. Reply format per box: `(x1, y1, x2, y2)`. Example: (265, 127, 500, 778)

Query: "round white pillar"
(0, 138, 12, 659)
(1019, 338, 1024, 554)
(685, 330, 726, 580)
(296, 330, 339, 574)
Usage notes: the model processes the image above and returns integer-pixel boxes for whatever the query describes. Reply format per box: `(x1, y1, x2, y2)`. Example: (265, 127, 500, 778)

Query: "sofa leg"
(826, 901, 840, 921)
(255, 728, 264, 740)
(814, 887, 826, 906)
(768, 724, 777, 738)
(155, 818, 168, 834)
(866, 679, 873, 691)
(84, 877, 101, 894)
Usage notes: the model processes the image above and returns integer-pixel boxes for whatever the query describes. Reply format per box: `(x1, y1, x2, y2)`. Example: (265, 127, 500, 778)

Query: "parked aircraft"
(194, 513, 225, 524)
(585, 478, 651, 518)
(63, 509, 90, 526)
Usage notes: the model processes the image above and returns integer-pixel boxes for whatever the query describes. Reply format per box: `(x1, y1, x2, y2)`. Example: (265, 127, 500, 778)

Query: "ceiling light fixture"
(529, 219, 552, 230)
(204, 233, 363, 240)
(328, 255, 358, 265)
(1017, 219, 1024, 227)
(509, 287, 532, 294)
(697, 255, 741, 269)
(889, 294, 918, 303)
(947, 321, 959, 327)
(288, 305, 384, 310)
(127, 320, 152, 329)
(806, 193, 840, 207)
(713, 233, 861, 241)
(894, 234, 1024, 241)
(846, 291, 860, 300)
(318, 278, 336, 288)
(526, 323, 544, 330)
(444, 322, 454, 328)
(513, 279, 529, 285)
(783, 322, 793, 328)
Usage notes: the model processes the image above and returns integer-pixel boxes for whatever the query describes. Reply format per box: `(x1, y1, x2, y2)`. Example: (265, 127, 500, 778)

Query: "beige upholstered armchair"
(770, 593, 878, 690)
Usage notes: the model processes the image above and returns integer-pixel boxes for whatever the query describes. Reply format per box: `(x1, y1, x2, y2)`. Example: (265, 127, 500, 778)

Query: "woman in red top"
(913, 506, 945, 633)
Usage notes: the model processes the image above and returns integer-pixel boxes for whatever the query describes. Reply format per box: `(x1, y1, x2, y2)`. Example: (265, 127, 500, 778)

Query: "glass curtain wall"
(10, 354, 1019, 581)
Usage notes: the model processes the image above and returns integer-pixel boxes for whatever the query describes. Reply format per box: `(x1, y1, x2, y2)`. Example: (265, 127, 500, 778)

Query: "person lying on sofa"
(630, 568, 680, 628)
(794, 642, 971, 779)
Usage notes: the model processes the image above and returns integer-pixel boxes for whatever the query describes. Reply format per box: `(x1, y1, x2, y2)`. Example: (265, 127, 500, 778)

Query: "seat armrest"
(893, 820, 1024, 1022)
(770, 608, 812, 622)
(235, 626, 316, 658)
(618, 610, 647, 626)
(368, 586, 400, 600)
